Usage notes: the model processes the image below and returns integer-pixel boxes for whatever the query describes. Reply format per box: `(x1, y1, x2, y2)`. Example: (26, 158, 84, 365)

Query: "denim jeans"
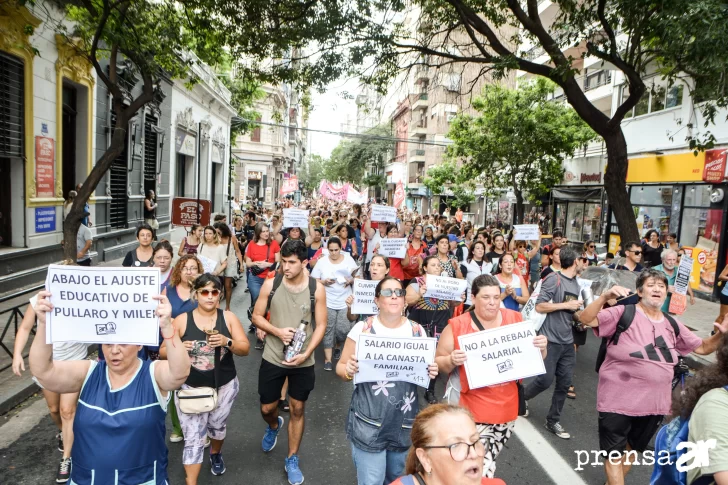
(247, 272, 265, 309)
(350, 443, 407, 485)
(523, 341, 575, 425)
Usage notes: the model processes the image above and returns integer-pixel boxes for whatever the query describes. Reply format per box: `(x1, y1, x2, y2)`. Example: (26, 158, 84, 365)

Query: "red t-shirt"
(450, 310, 522, 424)
(402, 242, 427, 280)
(245, 240, 280, 279)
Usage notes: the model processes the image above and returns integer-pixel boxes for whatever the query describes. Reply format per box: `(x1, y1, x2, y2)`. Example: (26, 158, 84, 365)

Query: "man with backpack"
(251, 240, 328, 485)
(523, 246, 582, 440)
(578, 268, 728, 485)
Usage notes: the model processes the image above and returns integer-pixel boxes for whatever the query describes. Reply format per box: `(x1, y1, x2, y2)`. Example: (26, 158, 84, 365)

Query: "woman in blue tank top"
(29, 290, 190, 485)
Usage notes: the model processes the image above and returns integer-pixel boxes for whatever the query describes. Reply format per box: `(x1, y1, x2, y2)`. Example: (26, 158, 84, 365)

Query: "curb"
(0, 377, 39, 416)
(684, 352, 714, 371)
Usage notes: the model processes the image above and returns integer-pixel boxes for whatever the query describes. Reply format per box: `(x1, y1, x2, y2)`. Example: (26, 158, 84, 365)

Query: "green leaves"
(324, 124, 394, 185)
(422, 161, 476, 209)
(447, 79, 597, 218)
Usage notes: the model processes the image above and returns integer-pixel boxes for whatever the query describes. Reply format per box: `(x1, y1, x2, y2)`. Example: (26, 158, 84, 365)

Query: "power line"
(232, 117, 452, 147)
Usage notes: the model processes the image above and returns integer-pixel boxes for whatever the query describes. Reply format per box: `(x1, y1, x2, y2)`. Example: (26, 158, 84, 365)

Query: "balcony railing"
(409, 174, 425, 184)
(410, 149, 425, 156)
(523, 45, 546, 61)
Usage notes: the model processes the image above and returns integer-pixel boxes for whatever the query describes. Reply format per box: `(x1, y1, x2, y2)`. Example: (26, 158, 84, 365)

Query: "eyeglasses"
(198, 289, 221, 297)
(589, 245, 596, 249)
(630, 250, 643, 256)
(423, 439, 486, 461)
(182, 266, 199, 273)
(379, 288, 405, 297)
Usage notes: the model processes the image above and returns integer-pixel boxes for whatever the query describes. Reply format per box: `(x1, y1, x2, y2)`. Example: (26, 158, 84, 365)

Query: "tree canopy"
(324, 124, 394, 185)
(448, 79, 597, 223)
(422, 161, 476, 211)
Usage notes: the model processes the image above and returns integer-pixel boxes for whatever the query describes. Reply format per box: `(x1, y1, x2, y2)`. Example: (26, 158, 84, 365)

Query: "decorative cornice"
(0, 4, 41, 58)
(211, 126, 226, 146)
(176, 106, 196, 131)
(55, 35, 95, 87)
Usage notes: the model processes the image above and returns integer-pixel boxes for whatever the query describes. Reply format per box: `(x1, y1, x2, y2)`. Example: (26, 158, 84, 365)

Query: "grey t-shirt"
(536, 272, 580, 344)
(76, 224, 92, 262)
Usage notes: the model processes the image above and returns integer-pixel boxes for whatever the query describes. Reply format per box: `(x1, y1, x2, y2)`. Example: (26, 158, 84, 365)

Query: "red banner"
(280, 175, 298, 195)
(171, 198, 211, 226)
(393, 180, 405, 208)
(703, 149, 727, 183)
(35, 137, 55, 198)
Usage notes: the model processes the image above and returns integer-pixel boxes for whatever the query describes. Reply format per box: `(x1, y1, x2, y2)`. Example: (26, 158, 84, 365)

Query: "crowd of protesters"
(11, 194, 728, 485)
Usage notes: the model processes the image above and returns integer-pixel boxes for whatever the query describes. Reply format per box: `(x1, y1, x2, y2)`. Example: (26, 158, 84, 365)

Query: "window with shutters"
(251, 116, 261, 142)
(0, 52, 24, 158)
(143, 114, 158, 196)
(109, 107, 129, 228)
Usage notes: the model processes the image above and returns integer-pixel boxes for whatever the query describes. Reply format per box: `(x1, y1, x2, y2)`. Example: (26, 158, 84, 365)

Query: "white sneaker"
(169, 432, 183, 443)
(204, 436, 211, 448)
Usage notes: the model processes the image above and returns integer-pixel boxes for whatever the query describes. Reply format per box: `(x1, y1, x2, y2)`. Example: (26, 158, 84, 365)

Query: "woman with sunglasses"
(311, 236, 359, 371)
(436, 275, 547, 479)
(388, 404, 506, 485)
(583, 240, 598, 267)
(161, 255, 203, 444)
(161, 274, 250, 483)
(406, 256, 462, 404)
(337, 277, 439, 485)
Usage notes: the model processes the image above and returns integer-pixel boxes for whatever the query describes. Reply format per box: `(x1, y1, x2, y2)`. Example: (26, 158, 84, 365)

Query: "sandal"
(567, 385, 576, 400)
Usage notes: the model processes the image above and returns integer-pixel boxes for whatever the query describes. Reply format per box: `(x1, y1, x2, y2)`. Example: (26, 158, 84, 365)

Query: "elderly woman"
(29, 291, 190, 485)
(653, 248, 695, 312)
(579, 268, 728, 485)
(435, 274, 547, 479)
(337, 277, 438, 485)
(388, 404, 505, 485)
(161, 274, 250, 483)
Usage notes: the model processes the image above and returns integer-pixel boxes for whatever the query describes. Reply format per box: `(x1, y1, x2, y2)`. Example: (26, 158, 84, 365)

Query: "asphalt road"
(0, 279, 656, 485)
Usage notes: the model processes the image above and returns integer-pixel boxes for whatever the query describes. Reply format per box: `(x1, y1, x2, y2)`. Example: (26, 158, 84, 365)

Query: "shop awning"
(552, 187, 603, 202)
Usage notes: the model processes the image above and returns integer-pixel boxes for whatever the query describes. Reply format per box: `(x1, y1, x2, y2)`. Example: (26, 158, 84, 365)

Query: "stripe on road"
(514, 417, 589, 485)
(0, 398, 51, 449)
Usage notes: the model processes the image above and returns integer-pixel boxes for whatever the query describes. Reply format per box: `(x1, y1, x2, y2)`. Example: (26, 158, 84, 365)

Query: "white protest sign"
(577, 278, 594, 293)
(674, 256, 693, 295)
(355, 333, 436, 388)
(513, 225, 540, 241)
(378, 238, 407, 259)
(45, 265, 160, 346)
(283, 208, 309, 229)
(458, 322, 546, 389)
(197, 254, 218, 274)
(371, 205, 397, 223)
(352, 279, 378, 315)
(424, 274, 468, 301)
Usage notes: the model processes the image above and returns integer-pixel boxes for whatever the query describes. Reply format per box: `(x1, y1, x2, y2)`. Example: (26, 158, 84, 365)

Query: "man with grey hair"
(653, 248, 695, 313)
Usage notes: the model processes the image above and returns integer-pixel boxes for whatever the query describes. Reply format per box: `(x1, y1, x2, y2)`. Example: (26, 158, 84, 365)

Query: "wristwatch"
(225, 338, 233, 349)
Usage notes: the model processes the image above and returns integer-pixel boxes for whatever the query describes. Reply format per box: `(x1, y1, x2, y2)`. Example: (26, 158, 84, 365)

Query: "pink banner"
(393, 180, 405, 208)
(280, 175, 298, 195)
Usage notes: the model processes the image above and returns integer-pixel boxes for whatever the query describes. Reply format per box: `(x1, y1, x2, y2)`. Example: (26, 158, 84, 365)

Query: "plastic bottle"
(284, 321, 307, 362)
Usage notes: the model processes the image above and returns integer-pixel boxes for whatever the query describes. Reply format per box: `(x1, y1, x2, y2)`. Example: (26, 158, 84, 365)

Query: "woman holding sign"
(346, 254, 391, 323)
(29, 291, 191, 485)
(495, 254, 530, 311)
(406, 256, 462, 404)
(435, 275, 547, 479)
(312, 236, 359, 370)
(373, 224, 410, 281)
(337, 277, 439, 485)
(198, 226, 228, 277)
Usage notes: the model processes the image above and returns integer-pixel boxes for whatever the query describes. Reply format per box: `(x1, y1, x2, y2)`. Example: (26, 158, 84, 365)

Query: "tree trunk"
(514, 190, 525, 226)
(62, 125, 128, 261)
(603, 129, 640, 244)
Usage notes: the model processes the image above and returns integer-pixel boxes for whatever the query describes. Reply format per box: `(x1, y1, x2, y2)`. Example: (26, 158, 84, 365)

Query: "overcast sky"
(307, 77, 361, 158)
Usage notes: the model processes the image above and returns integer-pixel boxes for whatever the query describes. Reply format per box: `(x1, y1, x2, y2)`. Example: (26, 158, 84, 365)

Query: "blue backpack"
(650, 385, 728, 485)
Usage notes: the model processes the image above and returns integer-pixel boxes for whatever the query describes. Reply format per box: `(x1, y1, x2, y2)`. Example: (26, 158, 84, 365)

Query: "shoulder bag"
(250, 244, 271, 276)
(177, 314, 221, 414)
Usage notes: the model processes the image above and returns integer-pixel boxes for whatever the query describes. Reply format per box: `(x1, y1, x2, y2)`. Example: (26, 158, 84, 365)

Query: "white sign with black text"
(355, 334, 437, 388)
(458, 322, 546, 389)
(424, 274, 468, 301)
(197, 254, 218, 275)
(378, 238, 407, 259)
(371, 205, 397, 223)
(352, 279, 378, 315)
(513, 225, 540, 241)
(283, 208, 309, 229)
(45, 265, 160, 346)
(674, 256, 694, 295)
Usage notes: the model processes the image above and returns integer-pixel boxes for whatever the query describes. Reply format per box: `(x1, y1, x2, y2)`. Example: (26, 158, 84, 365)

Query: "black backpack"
(594, 304, 680, 372)
(264, 273, 317, 323)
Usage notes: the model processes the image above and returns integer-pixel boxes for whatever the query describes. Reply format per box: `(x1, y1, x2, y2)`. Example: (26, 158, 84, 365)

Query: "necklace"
(195, 308, 216, 332)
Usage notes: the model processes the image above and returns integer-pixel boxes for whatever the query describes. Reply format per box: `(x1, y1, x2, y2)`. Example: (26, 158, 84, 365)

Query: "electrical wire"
(231, 116, 452, 147)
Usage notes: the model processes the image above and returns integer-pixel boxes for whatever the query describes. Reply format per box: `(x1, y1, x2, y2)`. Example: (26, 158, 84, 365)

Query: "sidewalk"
(678, 297, 721, 369)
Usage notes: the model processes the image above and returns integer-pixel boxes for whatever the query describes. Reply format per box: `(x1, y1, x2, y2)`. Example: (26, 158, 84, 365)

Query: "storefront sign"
(561, 157, 605, 186)
(46, 265, 160, 346)
(175, 129, 196, 156)
(35, 207, 56, 233)
(171, 197, 211, 226)
(35, 137, 55, 198)
(627, 152, 705, 183)
(703, 149, 727, 183)
(458, 322, 546, 389)
(354, 333, 437, 388)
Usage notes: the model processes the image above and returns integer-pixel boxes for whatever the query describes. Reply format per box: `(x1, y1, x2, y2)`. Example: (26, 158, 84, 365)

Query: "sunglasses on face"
(589, 245, 595, 248)
(379, 288, 405, 297)
(630, 250, 642, 255)
(198, 289, 221, 297)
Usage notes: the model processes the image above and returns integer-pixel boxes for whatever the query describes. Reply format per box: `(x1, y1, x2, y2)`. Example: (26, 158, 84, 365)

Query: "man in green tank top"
(252, 240, 327, 485)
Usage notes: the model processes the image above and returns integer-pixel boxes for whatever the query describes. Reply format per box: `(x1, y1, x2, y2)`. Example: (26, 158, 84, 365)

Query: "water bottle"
(284, 321, 307, 362)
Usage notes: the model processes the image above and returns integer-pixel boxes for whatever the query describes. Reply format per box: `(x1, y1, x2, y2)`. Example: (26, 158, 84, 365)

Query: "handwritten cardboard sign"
(352, 279, 378, 315)
(45, 265, 160, 346)
(355, 334, 436, 388)
(424, 274, 468, 301)
(458, 322, 546, 389)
